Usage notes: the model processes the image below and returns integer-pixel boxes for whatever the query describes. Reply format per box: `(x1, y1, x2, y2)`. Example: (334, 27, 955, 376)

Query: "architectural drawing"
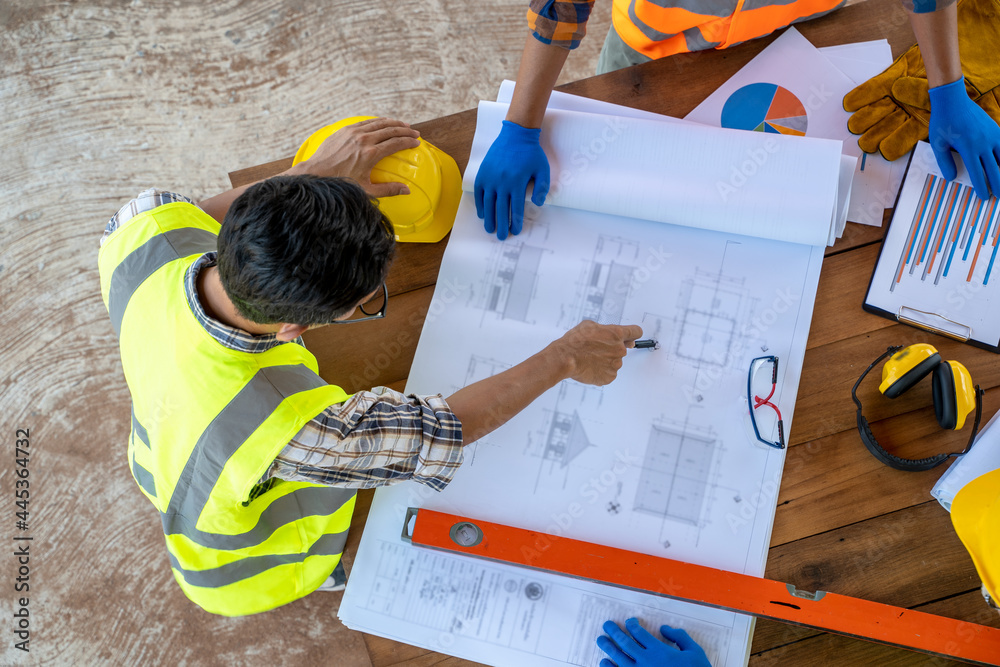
(525, 382, 604, 491)
(541, 410, 593, 468)
(568, 235, 642, 326)
(633, 422, 717, 527)
(674, 269, 747, 368)
(472, 242, 547, 323)
(342, 94, 829, 667)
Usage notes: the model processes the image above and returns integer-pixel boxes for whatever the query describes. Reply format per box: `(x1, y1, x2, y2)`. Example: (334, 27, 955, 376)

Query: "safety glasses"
(747, 355, 785, 449)
(332, 283, 388, 324)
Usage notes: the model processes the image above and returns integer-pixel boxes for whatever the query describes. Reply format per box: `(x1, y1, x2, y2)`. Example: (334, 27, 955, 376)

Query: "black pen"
(633, 339, 659, 350)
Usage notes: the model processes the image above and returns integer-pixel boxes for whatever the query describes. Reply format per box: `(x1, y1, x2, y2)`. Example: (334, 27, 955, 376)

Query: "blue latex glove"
(597, 618, 711, 667)
(928, 77, 1000, 200)
(474, 120, 550, 240)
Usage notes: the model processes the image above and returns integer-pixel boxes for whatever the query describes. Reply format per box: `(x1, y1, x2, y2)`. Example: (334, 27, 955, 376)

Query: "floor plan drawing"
(633, 421, 717, 527)
(565, 235, 642, 326)
(674, 269, 748, 369)
(472, 242, 547, 324)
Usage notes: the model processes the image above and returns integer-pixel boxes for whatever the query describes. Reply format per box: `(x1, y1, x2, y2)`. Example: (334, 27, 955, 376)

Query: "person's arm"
(475, 1, 594, 240)
(263, 320, 640, 492)
(908, 1, 961, 89)
(265, 387, 466, 491)
(198, 117, 421, 223)
(448, 321, 642, 444)
(908, 0, 1000, 198)
(506, 34, 572, 129)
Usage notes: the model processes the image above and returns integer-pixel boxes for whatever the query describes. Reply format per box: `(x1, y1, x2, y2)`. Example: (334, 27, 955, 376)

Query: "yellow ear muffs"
(879, 343, 942, 398)
(853, 345, 984, 471)
(933, 360, 977, 430)
(932, 361, 959, 429)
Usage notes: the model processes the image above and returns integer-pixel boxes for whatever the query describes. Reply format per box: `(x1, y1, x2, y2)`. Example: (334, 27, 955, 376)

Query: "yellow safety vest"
(613, 0, 844, 59)
(98, 202, 356, 616)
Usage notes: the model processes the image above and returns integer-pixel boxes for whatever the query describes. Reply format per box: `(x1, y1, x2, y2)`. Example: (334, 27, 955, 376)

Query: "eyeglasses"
(747, 355, 785, 449)
(332, 283, 388, 324)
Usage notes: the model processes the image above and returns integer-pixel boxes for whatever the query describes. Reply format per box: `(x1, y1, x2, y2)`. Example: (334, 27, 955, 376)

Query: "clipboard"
(862, 142, 1000, 352)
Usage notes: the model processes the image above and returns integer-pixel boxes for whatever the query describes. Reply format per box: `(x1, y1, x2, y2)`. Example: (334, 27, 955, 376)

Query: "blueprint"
(340, 95, 834, 667)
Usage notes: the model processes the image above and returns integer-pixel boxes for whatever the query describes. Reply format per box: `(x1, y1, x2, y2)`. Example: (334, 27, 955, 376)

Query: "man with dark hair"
(98, 117, 641, 616)
(216, 175, 397, 326)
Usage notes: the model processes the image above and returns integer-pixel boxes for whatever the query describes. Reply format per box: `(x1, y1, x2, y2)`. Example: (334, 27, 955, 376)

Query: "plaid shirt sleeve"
(102, 188, 195, 247)
(528, 0, 596, 50)
(264, 387, 464, 491)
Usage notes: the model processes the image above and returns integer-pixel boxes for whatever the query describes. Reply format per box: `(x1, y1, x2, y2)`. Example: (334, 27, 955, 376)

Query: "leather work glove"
(596, 618, 711, 667)
(843, 0, 1000, 172)
(843, 45, 932, 161)
(474, 120, 550, 240)
(928, 77, 1000, 198)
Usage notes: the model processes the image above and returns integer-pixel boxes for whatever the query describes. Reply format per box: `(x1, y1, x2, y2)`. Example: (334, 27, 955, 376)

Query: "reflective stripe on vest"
(613, 0, 843, 59)
(130, 405, 158, 497)
(107, 228, 219, 336)
(99, 203, 356, 615)
(165, 530, 349, 589)
(161, 364, 354, 552)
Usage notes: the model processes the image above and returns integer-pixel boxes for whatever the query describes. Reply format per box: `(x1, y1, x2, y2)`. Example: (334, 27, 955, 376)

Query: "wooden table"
(230, 2, 1000, 663)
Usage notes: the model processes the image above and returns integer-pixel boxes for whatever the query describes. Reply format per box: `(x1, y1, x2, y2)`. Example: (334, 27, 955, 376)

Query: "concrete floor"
(0, 2, 610, 665)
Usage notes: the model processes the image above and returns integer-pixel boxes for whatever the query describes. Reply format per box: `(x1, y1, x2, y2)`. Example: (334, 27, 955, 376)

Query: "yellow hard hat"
(951, 468, 1000, 602)
(292, 116, 461, 243)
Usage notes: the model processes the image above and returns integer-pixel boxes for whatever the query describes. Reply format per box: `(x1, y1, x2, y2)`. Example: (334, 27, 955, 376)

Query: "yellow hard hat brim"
(951, 468, 1000, 600)
(396, 142, 460, 244)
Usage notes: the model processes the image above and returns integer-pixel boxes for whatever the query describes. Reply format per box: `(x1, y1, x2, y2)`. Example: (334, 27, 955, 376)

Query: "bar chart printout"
(865, 141, 1000, 348)
(891, 173, 1000, 292)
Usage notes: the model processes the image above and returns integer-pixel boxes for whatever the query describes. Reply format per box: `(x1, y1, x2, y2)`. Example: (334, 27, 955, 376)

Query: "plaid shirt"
(104, 189, 464, 492)
(528, 0, 595, 50)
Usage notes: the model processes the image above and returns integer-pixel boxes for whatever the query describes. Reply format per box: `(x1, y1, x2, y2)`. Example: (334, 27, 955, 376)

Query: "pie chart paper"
(720, 83, 808, 137)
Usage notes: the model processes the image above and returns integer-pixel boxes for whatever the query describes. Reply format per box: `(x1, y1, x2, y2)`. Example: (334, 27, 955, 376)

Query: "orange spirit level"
(402, 508, 1000, 666)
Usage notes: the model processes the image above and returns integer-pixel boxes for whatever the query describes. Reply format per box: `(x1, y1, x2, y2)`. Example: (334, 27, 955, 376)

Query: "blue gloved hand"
(474, 120, 550, 240)
(928, 77, 1000, 200)
(597, 618, 711, 667)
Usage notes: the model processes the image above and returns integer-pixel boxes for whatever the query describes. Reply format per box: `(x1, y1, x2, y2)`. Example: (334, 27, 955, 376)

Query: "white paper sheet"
(496, 81, 851, 241)
(933, 408, 1000, 511)
(818, 40, 893, 86)
(466, 101, 844, 247)
(340, 100, 833, 666)
(834, 154, 858, 243)
(685, 28, 896, 227)
(866, 141, 1000, 347)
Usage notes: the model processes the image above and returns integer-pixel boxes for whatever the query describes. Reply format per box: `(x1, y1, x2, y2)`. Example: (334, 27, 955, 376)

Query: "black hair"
(216, 175, 395, 325)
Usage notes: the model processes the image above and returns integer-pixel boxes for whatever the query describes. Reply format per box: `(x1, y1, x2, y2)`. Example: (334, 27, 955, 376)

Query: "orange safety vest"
(612, 0, 844, 59)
